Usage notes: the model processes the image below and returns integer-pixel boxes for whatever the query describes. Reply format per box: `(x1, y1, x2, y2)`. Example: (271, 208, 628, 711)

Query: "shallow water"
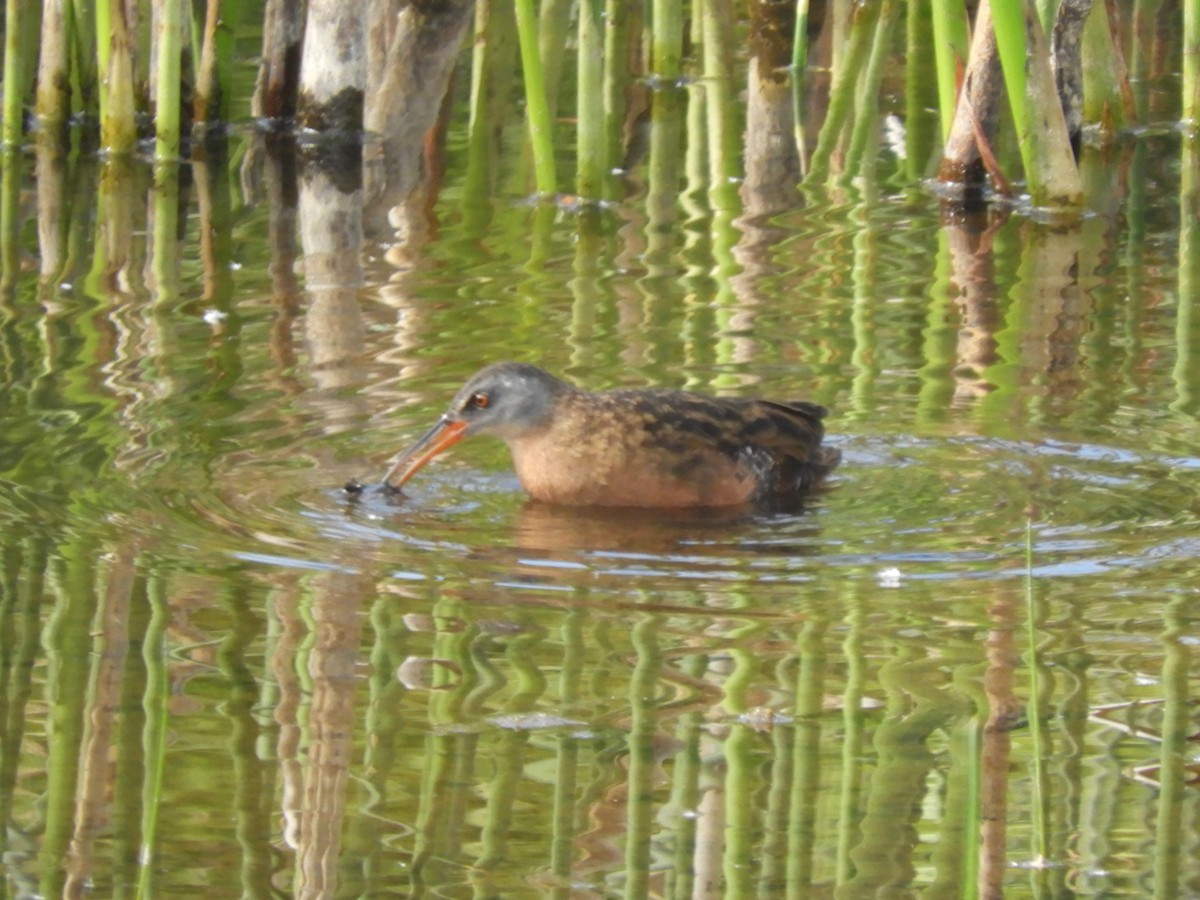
(2, 42, 1200, 900)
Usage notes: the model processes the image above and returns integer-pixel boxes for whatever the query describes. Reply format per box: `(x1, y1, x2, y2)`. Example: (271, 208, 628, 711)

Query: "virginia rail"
(381, 362, 840, 508)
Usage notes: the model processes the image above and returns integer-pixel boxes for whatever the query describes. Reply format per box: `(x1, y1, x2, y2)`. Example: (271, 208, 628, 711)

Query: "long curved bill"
(381, 417, 469, 490)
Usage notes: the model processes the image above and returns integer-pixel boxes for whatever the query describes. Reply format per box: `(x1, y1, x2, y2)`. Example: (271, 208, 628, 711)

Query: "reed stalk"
(154, 0, 184, 158)
(602, 0, 636, 181)
(195, 0, 232, 125)
(70, 0, 98, 115)
(792, 0, 810, 172)
(537, 0, 573, 120)
(1082, 0, 1132, 134)
(514, 0, 557, 195)
(36, 0, 73, 128)
(652, 0, 684, 80)
(253, 0, 304, 120)
(806, 0, 882, 185)
(1185, 0, 1200, 125)
(97, 0, 138, 153)
(576, 0, 605, 200)
(930, 0, 970, 142)
(0, 150, 19, 295)
(462, 0, 517, 232)
(701, 0, 739, 194)
(843, 0, 898, 183)
(2, 0, 26, 146)
(1035, 0, 1057, 36)
(296, 0, 365, 131)
(992, 0, 1082, 207)
(646, 86, 684, 272)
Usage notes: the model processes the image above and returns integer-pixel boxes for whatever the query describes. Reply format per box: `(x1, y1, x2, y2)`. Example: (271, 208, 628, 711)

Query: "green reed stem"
(462, 0, 517, 234)
(603, 0, 635, 182)
(2, 0, 26, 147)
(71, 0, 98, 114)
(96, 0, 113, 122)
(1184, 0, 1200, 124)
(991, 0, 1029, 145)
(515, 0, 558, 196)
(792, 0, 810, 172)
(806, 0, 882, 185)
(843, 0, 898, 183)
(652, 0, 684, 80)
(931, 0, 970, 141)
(97, 0, 138, 153)
(0, 149, 19, 297)
(1082, 1, 1130, 133)
(155, 0, 184, 158)
(701, 0, 739, 194)
(537, 0, 572, 120)
(577, 0, 605, 200)
(993, 0, 1082, 207)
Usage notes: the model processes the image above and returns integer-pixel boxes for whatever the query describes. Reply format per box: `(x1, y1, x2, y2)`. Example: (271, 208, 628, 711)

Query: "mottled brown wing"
(600, 389, 838, 502)
(738, 398, 839, 497)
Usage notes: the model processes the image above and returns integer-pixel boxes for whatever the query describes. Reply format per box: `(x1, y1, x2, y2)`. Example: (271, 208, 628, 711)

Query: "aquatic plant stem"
(1185, 0, 1200, 125)
(2, 0, 26, 146)
(514, 0, 558, 196)
(577, 0, 605, 200)
(1082, 0, 1132, 135)
(36, 0, 73, 129)
(652, 0, 684, 80)
(930, 0, 970, 142)
(806, 0, 882, 185)
(792, 0, 810, 173)
(195, 0, 234, 125)
(154, 0, 184, 159)
(602, 0, 635, 184)
(992, 0, 1082, 207)
(843, 0, 898, 183)
(96, 0, 138, 153)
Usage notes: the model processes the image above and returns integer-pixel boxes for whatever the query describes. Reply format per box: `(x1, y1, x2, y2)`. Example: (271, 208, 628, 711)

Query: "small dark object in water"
(343, 479, 365, 495)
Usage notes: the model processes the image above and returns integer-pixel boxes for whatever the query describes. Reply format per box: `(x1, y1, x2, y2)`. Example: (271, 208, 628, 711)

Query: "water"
(2, 55, 1199, 900)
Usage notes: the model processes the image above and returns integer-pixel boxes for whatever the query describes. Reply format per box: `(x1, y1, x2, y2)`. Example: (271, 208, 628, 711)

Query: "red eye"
(470, 391, 490, 409)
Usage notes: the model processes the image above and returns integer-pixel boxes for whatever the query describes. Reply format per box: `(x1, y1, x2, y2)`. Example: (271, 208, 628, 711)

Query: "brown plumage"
(381, 362, 840, 508)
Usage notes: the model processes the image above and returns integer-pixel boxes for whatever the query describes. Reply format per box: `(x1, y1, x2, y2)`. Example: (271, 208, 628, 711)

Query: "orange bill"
(381, 418, 469, 490)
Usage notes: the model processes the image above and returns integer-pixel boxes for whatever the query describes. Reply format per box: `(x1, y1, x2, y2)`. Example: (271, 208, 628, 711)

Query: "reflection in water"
(510, 500, 811, 554)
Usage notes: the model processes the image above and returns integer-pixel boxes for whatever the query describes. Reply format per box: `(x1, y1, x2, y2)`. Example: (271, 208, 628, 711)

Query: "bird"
(380, 362, 840, 508)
